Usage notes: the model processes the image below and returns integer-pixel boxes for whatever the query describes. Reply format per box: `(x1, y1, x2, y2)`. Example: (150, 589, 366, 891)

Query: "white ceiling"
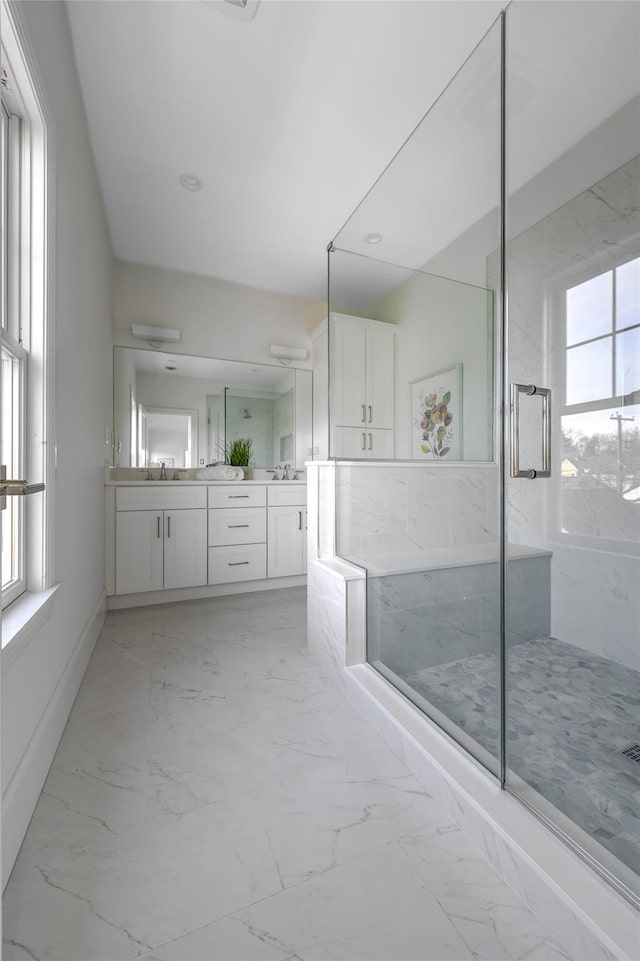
(66, 1, 639, 303)
(65, 0, 505, 300)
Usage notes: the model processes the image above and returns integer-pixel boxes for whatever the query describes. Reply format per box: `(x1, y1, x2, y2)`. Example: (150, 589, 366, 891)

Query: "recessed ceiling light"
(364, 232, 383, 245)
(179, 173, 203, 192)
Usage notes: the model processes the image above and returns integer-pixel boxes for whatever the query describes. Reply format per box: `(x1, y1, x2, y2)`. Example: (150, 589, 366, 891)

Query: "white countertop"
(105, 479, 306, 487)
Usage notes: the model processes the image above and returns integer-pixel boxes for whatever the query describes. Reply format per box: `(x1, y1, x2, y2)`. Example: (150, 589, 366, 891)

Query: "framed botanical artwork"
(410, 364, 463, 459)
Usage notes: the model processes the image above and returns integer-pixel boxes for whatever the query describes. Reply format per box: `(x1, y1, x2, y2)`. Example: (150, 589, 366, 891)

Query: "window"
(1, 4, 52, 619)
(561, 256, 640, 544)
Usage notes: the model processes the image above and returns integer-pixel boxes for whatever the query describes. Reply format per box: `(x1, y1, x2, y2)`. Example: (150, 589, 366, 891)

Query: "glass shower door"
(329, 14, 505, 781)
(505, 0, 640, 904)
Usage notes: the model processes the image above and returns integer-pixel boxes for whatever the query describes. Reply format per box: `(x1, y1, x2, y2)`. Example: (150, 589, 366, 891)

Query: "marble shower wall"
(336, 463, 499, 560)
(497, 156, 640, 671)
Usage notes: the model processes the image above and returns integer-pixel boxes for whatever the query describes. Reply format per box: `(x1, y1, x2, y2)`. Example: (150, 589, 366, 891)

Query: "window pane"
(1, 346, 17, 471)
(561, 405, 640, 542)
(616, 326, 640, 397)
(566, 338, 612, 405)
(1, 346, 21, 595)
(566, 271, 613, 346)
(616, 257, 640, 330)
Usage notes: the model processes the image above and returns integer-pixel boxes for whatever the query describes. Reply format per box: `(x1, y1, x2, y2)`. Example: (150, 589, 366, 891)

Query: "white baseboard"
(2, 590, 107, 889)
(107, 575, 306, 610)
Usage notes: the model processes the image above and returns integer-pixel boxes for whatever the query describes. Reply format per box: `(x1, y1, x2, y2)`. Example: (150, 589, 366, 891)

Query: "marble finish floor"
(2, 588, 573, 961)
(405, 637, 640, 877)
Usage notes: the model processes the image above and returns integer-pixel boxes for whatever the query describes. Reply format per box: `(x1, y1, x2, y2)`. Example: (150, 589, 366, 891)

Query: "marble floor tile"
(180, 843, 476, 961)
(400, 819, 570, 961)
(3, 588, 572, 961)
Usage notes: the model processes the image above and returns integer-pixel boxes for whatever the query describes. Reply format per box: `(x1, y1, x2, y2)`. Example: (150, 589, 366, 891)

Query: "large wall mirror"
(113, 347, 312, 469)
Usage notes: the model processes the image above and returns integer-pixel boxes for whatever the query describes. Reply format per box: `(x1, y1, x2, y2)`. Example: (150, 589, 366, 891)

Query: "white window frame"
(547, 241, 640, 556)
(1, 0, 55, 631)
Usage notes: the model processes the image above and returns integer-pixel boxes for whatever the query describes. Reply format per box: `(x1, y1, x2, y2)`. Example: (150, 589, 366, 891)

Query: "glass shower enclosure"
(328, 2, 639, 905)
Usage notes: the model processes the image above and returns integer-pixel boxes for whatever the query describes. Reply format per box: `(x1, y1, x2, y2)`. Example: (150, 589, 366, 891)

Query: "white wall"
(2, 0, 113, 885)
(113, 260, 325, 368)
(369, 273, 493, 462)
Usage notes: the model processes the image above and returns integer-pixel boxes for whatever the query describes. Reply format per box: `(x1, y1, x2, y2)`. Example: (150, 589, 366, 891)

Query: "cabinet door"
(330, 321, 367, 427)
(164, 509, 208, 589)
(332, 426, 368, 458)
(267, 506, 305, 578)
(367, 428, 394, 459)
(116, 511, 164, 595)
(366, 325, 395, 429)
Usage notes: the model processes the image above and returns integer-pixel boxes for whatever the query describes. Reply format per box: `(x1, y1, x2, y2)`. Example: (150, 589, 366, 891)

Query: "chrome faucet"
(159, 462, 167, 481)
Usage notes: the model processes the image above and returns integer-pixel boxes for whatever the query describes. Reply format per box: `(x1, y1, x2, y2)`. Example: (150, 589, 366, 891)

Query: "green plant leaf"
(442, 390, 451, 405)
(421, 444, 431, 453)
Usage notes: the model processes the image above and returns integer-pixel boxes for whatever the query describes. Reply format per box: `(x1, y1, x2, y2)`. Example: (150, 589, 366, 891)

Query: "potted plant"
(226, 437, 253, 477)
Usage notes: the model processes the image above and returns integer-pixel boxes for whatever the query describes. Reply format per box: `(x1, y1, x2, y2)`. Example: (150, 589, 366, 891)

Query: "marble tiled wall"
(493, 156, 640, 672)
(369, 555, 550, 674)
(336, 463, 498, 559)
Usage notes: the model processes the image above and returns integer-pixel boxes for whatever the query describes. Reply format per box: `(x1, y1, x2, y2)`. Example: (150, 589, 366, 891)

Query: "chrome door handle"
(228, 560, 249, 566)
(157, 515, 161, 538)
(361, 432, 366, 451)
(368, 405, 372, 423)
(298, 510, 302, 530)
(228, 524, 249, 528)
(167, 515, 171, 538)
(368, 433, 373, 450)
(361, 404, 366, 423)
(510, 383, 551, 479)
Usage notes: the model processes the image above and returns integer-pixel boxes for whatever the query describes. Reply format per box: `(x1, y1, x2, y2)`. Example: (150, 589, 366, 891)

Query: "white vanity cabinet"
(115, 487, 208, 595)
(208, 485, 267, 585)
(108, 481, 308, 604)
(267, 485, 307, 578)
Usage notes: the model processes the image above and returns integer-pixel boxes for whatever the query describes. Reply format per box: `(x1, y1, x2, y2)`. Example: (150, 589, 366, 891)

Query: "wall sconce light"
(269, 343, 308, 366)
(131, 324, 181, 350)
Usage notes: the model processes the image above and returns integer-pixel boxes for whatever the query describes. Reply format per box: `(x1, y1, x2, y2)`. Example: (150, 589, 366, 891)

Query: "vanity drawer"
(116, 486, 207, 512)
(207, 485, 266, 509)
(208, 507, 266, 546)
(267, 484, 307, 507)
(208, 544, 266, 584)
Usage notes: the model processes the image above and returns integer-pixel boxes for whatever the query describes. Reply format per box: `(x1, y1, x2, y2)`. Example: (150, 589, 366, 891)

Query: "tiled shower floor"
(405, 637, 640, 878)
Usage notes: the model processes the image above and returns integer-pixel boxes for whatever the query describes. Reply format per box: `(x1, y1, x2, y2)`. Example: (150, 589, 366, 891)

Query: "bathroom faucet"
(159, 462, 167, 481)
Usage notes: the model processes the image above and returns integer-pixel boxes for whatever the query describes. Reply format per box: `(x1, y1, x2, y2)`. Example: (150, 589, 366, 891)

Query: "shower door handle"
(510, 383, 551, 479)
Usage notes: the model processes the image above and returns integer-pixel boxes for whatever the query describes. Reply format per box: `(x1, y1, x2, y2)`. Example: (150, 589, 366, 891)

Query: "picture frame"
(410, 363, 463, 459)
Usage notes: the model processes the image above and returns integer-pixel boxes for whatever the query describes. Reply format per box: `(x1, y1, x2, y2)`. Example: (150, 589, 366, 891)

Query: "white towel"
(195, 465, 244, 480)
